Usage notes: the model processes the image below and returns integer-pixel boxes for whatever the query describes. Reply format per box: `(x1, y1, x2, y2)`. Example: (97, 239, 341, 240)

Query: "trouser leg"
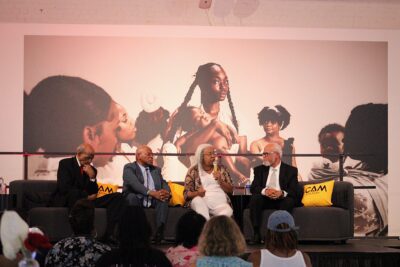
(210, 203, 233, 218)
(154, 199, 169, 228)
(95, 193, 127, 239)
(277, 197, 296, 212)
(190, 197, 210, 220)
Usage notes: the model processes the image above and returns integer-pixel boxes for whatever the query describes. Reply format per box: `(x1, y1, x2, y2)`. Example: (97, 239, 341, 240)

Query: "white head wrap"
(191, 143, 213, 177)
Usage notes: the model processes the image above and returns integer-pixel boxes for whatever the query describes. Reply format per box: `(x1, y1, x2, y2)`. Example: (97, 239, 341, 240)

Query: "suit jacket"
(51, 157, 99, 207)
(250, 162, 298, 199)
(122, 162, 170, 197)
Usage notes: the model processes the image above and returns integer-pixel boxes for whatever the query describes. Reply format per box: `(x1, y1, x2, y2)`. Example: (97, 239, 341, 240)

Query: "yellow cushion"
(168, 181, 185, 206)
(97, 183, 118, 198)
(301, 180, 334, 207)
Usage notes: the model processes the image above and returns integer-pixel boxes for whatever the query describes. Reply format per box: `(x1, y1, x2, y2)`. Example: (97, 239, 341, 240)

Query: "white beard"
(263, 160, 271, 166)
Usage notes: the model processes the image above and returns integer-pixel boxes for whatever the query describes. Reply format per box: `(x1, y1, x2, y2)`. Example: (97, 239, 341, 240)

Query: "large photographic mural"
(23, 36, 387, 236)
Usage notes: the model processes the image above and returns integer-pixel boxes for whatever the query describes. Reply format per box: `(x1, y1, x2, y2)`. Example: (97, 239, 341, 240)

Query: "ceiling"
(0, 0, 400, 29)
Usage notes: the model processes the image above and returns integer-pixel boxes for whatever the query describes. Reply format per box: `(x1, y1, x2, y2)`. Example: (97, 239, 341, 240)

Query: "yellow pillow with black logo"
(168, 181, 185, 206)
(97, 183, 118, 198)
(301, 180, 334, 207)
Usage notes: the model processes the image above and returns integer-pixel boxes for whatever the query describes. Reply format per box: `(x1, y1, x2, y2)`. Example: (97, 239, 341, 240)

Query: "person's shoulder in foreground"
(196, 255, 252, 267)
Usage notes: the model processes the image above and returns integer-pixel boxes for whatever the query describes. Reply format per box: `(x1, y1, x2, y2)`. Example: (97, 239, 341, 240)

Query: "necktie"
(80, 166, 84, 176)
(269, 168, 278, 189)
(143, 167, 155, 207)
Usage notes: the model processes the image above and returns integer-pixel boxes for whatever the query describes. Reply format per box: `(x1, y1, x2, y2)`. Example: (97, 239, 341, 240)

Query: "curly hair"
(257, 105, 291, 130)
(198, 216, 246, 257)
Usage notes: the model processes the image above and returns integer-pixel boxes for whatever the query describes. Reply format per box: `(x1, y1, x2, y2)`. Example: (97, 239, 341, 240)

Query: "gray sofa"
(243, 180, 354, 242)
(9, 179, 354, 243)
(8, 180, 188, 243)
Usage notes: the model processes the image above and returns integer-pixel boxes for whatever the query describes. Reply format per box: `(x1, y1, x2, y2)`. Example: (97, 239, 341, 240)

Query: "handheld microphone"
(213, 155, 219, 173)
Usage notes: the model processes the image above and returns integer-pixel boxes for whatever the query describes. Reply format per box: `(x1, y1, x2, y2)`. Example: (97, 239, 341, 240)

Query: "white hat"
(141, 92, 161, 113)
(0, 211, 29, 260)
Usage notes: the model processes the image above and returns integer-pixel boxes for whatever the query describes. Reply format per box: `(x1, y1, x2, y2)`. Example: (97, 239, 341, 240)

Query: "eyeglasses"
(262, 152, 275, 156)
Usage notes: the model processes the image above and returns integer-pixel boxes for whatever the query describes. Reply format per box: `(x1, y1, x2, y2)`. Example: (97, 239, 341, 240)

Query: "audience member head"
(136, 145, 154, 166)
(344, 103, 388, 174)
(175, 210, 206, 249)
(69, 199, 95, 236)
(265, 210, 299, 252)
(198, 215, 246, 257)
(257, 105, 291, 133)
(318, 123, 345, 163)
(118, 206, 152, 249)
(262, 143, 282, 167)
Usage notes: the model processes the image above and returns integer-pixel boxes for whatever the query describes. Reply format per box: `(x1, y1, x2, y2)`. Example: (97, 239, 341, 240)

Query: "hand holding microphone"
(213, 153, 222, 182)
(213, 157, 219, 173)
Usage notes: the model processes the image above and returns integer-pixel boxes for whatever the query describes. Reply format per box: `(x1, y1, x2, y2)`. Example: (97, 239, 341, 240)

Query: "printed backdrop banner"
(23, 36, 388, 236)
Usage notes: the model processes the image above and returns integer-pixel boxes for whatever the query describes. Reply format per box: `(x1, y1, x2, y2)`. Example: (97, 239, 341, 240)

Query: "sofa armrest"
(331, 181, 354, 211)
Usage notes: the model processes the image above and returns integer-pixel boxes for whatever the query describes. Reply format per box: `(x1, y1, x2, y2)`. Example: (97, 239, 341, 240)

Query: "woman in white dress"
(183, 144, 233, 220)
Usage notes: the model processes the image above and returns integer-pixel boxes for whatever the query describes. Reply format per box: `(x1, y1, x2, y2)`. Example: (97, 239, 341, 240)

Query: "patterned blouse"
(166, 245, 199, 267)
(183, 165, 232, 208)
(45, 236, 111, 267)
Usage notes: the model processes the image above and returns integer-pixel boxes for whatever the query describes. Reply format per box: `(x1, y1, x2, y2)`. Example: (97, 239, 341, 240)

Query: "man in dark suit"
(51, 143, 126, 243)
(123, 145, 171, 244)
(249, 142, 299, 244)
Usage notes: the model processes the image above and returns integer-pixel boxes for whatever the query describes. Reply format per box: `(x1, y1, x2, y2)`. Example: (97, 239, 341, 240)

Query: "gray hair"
(191, 143, 213, 176)
(76, 143, 94, 155)
(269, 142, 283, 158)
(76, 144, 86, 154)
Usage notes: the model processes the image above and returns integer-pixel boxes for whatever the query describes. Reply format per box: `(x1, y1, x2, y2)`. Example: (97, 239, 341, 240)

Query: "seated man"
(122, 145, 171, 243)
(249, 143, 299, 244)
(50, 143, 127, 243)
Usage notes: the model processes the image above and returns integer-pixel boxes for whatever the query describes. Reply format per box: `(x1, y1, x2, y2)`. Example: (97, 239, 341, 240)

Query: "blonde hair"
(198, 216, 246, 257)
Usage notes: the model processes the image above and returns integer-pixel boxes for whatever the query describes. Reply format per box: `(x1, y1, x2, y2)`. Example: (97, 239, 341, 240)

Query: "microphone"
(213, 155, 219, 173)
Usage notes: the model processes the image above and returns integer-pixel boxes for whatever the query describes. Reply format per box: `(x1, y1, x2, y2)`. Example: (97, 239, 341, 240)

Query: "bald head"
(136, 145, 154, 166)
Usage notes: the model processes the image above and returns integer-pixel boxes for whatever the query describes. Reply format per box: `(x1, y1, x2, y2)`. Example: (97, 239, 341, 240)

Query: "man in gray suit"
(122, 145, 171, 243)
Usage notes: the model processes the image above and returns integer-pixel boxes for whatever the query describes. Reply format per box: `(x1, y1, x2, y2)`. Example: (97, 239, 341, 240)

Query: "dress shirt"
(261, 162, 288, 197)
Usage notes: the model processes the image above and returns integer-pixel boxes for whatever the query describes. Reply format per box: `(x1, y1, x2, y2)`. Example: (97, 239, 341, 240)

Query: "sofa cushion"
(293, 206, 352, 240)
(301, 180, 334, 207)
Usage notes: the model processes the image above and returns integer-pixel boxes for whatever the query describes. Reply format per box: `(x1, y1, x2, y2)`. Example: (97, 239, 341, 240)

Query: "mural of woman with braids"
(249, 105, 301, 180)
(163, 63, 250, 184)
